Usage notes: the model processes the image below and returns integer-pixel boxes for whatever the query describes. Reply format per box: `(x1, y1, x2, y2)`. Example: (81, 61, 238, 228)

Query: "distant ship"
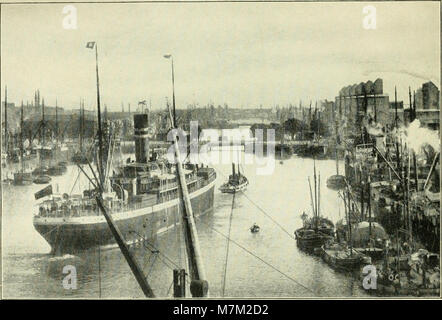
(33, 114, 217, 255)
(219, 163, 248, 193)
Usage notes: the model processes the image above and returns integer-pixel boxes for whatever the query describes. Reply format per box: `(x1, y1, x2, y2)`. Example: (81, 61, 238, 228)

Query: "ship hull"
(34, 179, 215, 255)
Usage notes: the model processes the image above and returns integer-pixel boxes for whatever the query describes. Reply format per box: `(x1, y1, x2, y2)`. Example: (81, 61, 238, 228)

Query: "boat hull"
(13, 172, 33, 186)
(219, 181, 248, 194)
(320, 246, 368, 271)
(294, 229, 331, 253)
(33, 179, 215, 255)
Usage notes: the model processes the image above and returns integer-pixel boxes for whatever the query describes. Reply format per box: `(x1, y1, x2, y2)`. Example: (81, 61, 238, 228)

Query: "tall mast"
(20, 101, 24, 173)
(408, 87, 413, 123)
(42, 98, 45, 146)
(55, 99, 59, 146)
(165, 54, 208, 296)
(413, 151, 419, 191)
(95, 43, 104, 186)
(308, 177, 316, 218)
(347, 189, 353, 255)
(333, 102, 339, 175)
(368, 174, 372, 240)
(79, 99, 83, 151)
(318, 173, 321, 218)
(4, 86, 7, 155)
(82, 100, 86, 150)
(313, 160, 318, 229)
(394, 86, 398, 129)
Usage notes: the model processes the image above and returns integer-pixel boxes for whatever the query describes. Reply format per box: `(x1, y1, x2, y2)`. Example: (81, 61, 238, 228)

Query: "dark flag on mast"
(34, 185, 53, 200)
(86, 42, 96, 49)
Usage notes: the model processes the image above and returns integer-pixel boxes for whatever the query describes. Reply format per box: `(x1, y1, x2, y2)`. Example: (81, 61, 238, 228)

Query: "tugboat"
(295, 163, 334, 253)
(220, 163, 248, 194)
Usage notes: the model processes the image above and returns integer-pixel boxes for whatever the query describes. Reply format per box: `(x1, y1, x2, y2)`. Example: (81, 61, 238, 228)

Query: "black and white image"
(0, 1, 440, 298)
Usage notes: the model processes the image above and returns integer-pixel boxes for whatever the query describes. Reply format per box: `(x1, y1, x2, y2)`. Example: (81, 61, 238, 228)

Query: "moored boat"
(47, 163, 67, 176)
(326, 174, 346, 190)
(33, 175, 52, 184)
(295, 228, 332, 253)
(320, 242, 370, 271)
(13, 171, 33, 186)
(295, 163, 334, 253)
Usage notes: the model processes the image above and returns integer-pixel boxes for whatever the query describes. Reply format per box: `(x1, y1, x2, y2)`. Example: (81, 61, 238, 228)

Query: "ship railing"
(36, 197, 129, 218)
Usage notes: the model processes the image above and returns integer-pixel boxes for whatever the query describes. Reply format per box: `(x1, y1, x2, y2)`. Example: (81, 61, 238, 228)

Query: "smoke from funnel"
(397, 119, 440, 153)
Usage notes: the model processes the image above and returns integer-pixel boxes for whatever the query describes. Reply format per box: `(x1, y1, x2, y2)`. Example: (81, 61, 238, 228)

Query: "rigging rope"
(195, 215, 316, 295)
(217, 169, 296, 241)
(221, 190, 235, 297)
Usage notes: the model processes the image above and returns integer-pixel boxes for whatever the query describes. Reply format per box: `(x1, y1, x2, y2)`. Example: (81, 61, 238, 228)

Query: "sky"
(1, 2, 440, 111)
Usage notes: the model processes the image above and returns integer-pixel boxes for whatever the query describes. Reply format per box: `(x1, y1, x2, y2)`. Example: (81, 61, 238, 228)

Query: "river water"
(2, 150, 369, 298)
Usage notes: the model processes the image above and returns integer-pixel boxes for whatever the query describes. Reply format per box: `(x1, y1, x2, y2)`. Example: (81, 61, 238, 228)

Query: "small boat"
(48, 163, 67, 176)
(326, 174, 346, 190)
(71, 152, 89, 164)
(320, 242, 371, 271)
(250, 223, 260, 233)
(33, 166, 49, 176)
(220, 163, 248, 194)
(33, 175, 52, 184)
(2, 176, 14, 185)
(13, 172, 33, 186)
(58, 161, 68, 167)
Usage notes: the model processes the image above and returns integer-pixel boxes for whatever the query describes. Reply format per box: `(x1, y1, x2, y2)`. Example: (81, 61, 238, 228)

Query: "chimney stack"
(134, 114, 150, 163)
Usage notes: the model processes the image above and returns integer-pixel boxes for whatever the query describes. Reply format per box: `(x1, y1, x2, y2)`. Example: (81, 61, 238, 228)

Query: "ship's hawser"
(33, 114, 216, 254)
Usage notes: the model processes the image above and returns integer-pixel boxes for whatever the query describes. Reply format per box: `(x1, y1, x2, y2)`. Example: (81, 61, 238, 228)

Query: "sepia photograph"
(0, 1, 440, 299)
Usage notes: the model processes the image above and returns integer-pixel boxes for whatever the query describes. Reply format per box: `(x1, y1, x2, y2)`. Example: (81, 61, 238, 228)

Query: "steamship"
(33, 114, 217, 255)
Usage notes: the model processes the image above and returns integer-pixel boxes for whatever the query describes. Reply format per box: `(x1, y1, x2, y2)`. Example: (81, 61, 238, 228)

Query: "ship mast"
(79, 99, 83, 152)
(313, 160, 318, 230)
(4, 86, 7, 157)
(55, 99, 58, 161)
(55, 99, 58, 145)
(165, 53, 208, 297)
(20, 101, 25, 172)
(81, 42, 155, 297)
(41, 98, 45, 146)
(90, 42, 104, 187)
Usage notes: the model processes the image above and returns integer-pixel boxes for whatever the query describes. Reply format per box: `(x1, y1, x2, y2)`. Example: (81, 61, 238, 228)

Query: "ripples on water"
(2, 151, 368, 298)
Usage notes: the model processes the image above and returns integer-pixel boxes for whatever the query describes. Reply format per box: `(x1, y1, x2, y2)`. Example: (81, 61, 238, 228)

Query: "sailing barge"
(33, 114, 217, 254)
(295, 164, 334, 252)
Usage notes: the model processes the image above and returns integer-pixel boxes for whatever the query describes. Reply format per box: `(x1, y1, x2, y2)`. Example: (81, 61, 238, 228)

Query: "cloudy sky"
(1, 2, 440, 111)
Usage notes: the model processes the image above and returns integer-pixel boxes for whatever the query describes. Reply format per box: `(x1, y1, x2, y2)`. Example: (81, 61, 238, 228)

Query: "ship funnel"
(134, 114, 149, 163)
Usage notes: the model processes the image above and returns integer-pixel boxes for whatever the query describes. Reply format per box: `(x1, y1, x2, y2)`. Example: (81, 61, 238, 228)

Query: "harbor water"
(2, 150, 369, 298)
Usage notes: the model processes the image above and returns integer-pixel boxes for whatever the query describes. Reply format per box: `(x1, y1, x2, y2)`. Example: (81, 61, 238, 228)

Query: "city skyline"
(1, 2, 440, 111)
